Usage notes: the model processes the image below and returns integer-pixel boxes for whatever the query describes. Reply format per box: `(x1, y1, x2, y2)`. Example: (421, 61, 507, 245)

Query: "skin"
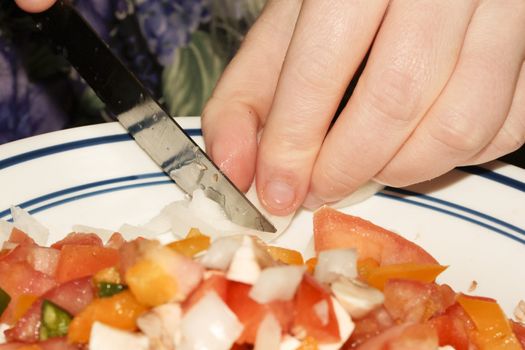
(19, 0, 525, 216)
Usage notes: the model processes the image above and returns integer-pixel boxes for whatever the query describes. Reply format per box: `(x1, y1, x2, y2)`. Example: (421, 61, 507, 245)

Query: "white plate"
(0, 118, 524, 316)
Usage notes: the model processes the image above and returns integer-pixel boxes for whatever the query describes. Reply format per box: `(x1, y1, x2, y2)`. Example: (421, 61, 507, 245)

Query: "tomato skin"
(226, 281, 294, 344)
(183, 273, 228, 312)
(313, 207, 437, 265)
(0, 262, 57, 324)
(55, 245, 120, 283)
(428, 304, 473, 350)
(50, 233, 102, 250)
(5, 278, 94, 343)
(383, 280, 456, 323)
(293, 274, 340, 344)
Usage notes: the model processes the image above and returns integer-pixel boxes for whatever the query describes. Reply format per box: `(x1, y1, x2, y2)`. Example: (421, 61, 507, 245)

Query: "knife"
(31, 0, 276, 233)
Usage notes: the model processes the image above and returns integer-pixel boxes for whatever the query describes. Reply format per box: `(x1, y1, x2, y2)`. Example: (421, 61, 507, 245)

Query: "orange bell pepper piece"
(297, 336, 319, 350)
(266, 246, 304, 265)
(14, 294, 38, 321)
(357, 257, 380, 280)
(366, 263, 447, 290)
(457, 294, 521, 350)
(305, 257, 318, 274)
(68, 290, 147, 343)
(167, 231, 211, 257)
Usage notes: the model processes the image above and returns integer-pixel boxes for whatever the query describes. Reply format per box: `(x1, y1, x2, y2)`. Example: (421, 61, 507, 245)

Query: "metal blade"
(32, 0, 276, 233)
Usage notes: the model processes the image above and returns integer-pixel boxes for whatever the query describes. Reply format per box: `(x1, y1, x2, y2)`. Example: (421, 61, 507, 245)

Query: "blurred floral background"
(0, 0, 265, 144)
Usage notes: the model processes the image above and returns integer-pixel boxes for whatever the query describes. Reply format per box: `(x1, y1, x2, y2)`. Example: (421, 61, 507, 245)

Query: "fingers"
(304, 0, 476, 207)
(202, 0, 302, 192)
(377, 0, 525, 186)
(257, 0, 389, 214)
(465, 61, 525, 165)
(15, 0, 55, 13)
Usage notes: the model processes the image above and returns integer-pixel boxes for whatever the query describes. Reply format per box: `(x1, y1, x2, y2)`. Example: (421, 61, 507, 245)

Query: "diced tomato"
(5, 278, 94, 343)
(511, 320, 525, 349)
(117, 239, 144, 277)
(293, 274, 340, 344)
(364, 323, 439, 350)
(183, 273, 228, 312)
(0, 338, 80, 350)
(51, 233, 103, 250)
(428, 303, 475, 350)
(383, 280, 456, 323)
(345, 306, 395, 348)
(0, 246, 59, 277)
(226, 281, 294, 344)
(56, 245, 120, 283)
(105, 232, 125, 250)
(0, 262, 57, 324)
(8, 228, 35, 246)
(313, 207, 437, 265)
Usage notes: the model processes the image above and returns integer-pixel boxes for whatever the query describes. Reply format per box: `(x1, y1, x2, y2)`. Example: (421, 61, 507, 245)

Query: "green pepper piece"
(0, 287, 10, 317)
(97, 282, 127, 298)
(39, 300, 72, 340)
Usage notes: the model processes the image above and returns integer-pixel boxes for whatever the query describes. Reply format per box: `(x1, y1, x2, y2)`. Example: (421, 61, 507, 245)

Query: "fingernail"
(263, 180, 296, 211)
(303, 193, 324, 210)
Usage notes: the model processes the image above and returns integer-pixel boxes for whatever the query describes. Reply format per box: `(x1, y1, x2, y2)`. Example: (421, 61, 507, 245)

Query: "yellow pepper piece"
(296, 336, 319, 350)
(167, 233, 211, 258)
(125, 259, 178, 307)
(267, 246, 304, 265)
(366, 263, 447, 290)
(93, 266, 121, 285)
(305, 257, 318, 274)
(457, 294, 521, 350)
(68, 291, 147, 344)
(357, 257, 380, 280)
(14, 294, 38, 321)
(186, 227, 204, 238)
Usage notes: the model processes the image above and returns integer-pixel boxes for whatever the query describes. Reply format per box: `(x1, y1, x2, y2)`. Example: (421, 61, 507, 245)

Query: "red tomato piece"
(293, 274, 340, 344)
(226, 281, 294, 344)
(0, 262, 57, 324)
(183, 273, 228, 312)
(313, 207, 437, 265)
(8, 228, 35, 246)
(51, 233, 102, 250)
(5, 277, 94, 343)
(56, 245, 120, 283)
(359, 323, 438, 350)
(345, 306, 395, 348)
(0, 245, 59, 277)
(105, 232, 125, 250)
(383, 280, 456, 323)
(511, 320, 525, 349)
(428, 303, 475, 350)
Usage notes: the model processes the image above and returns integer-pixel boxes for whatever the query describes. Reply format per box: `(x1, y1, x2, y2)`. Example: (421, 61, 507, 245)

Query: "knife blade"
(31, 0, 276, 233)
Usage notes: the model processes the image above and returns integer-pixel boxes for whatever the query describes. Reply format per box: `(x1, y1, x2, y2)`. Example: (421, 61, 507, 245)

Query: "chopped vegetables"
(266, 246, 304, 265)
(56, 245, 120, 283)
(0, 287, 11, 317)
(13, 294, 38, 321)
(97, 282, 127, 298)
(39, 300, 72, 340)
(167, 229, 211, 257)
(366, 263, 448, 290)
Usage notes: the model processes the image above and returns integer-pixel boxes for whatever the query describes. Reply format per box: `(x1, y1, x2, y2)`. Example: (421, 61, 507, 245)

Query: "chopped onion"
(313, 300, 329, 326)
(1, 241, 17, 251)
(317, 297, 355, 350)
(10, 206, 49, 246)
(72, 224, 114, 241)
(137, 303, 182, 349)
(226, 235, 265, 284)
(89, 322, 150, 350)
(314, 249, 358, 285)
(331, 278, 384, 319)
(0, 323, 8, 343)
(249, 265, 305, 304)
(254, 313, 281, 350)
(279, 336, 302, 350)
(200, 236, 242, 270)
(0, 220, 14, 242)
(179, 291, 243, 350)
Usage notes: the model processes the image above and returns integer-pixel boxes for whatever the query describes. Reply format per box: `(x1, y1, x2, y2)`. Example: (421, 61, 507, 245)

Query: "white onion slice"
(200, 236, 242, 270)
(249, 265, 305, 304)
(254, 313, 281, 350)
(318, 297, 355, 350)
(10, 206, 49, 246)
(227, 236, 262, 284)
(137, 303, 182, 349)
(314, 300, 329, 326)
(279, 336, 302, 350)
(89, 322, 149, 350)
(331, 278, 384, 319)
(179, 291, 243, 350)
(0, 220, 14, 242)
(314, 249, 358, 285)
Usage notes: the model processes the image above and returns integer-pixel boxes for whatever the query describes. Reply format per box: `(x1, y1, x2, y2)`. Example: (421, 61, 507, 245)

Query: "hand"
(15, 0, 55, 13)
(202, 0, 525, 215)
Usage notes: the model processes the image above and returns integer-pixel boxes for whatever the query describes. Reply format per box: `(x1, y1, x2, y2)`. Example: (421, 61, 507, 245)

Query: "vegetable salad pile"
(0, 207, 524, 350)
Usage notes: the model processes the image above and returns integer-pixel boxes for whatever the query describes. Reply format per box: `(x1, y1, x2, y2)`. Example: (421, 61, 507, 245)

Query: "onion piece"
(200, 236, 243, 271)
(314, 300, 329, 326)
(0, 220, 14, 242)
(226, 236, 263, 284)
(254, 313, 281, 350)
(137, 303, 182, 349)
(179, 291, 243, 350)
(89, 322, 150, 350)
(249, 265, 306, 304)
(318, 297, 355, 350)
(10, 206, 49, 246)
(314, 249, 358, 285)
(331, 278, 384, 318)
(279, 336, 302, 350)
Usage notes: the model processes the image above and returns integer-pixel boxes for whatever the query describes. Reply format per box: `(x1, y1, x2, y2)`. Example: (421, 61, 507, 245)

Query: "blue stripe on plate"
(0, 172, 170, 219)
(0, 129, 203, 171)
(376, 192, 525, 245)
(458, 166, 525, 192)
(385, 187, 525, 237)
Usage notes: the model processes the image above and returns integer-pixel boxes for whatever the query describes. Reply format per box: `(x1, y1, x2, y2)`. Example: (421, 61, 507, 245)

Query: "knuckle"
(430, 109, 489, 153)
(312, 159, 361, 201)
(496, 125, 525, 153)
(361, 67, 421, 125)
